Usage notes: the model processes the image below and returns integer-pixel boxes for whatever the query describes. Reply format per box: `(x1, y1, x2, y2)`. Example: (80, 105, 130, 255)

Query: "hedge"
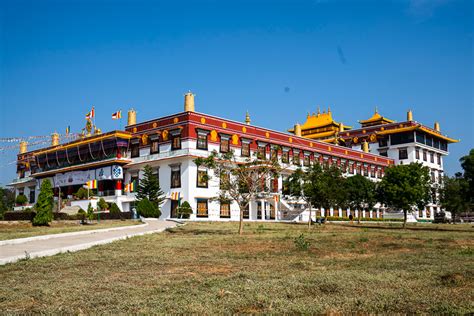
(3, 211, 36, 221)
(2, 211, 133, 221)
(324, 216, 404, 222)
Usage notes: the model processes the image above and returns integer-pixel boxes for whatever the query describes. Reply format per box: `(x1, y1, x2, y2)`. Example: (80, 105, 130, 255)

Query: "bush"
(137, 198, 161, 218)
(86, 203, 96, 220)
(15, 194, 28, 206)
(97, 198, 109, 211)
(294, 233, 310, 251)
(109, 203, 121, 215)
(74, 187, 89, 200)
(176, 201, 192, 219)
(3, 211, 36, 221)
(52, 212, 69, 220)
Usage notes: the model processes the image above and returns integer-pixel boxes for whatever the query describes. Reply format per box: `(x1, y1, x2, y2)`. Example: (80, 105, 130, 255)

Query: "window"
(29, 187, 35, 204)
(431, 170, 436, 183)
(130, 176, 138, 193)
(197, 133, 208, 150)
(423, 150, 427, 161)
(293, 150, 300, 165)
(426, 136, 433, 147)
(243, 203, 249, 219)
(416, 131, 425, 144)
(197, 169, 208, 188)
(399, 148, 408, 160)
(270, 147, 278, 161)
(220, 136, 230, 153)
(391, 132, 414, 145)
(303, 154, 310, 167)
(378, 138, 388, 147)
(415, 148, 420, 160)
(196, 199, 208, 217)
(370, 168, 375, 178)
(341, 160, 348, 173)
(271, 177, 279, 193)
(257, 145, 266, 159)
(220, 172, 230, 190)
(170, 165, 181, 188)
(131, 142, 140, 158)
(437, 153, 441, 165)
(379, 150, 388, 157)
(220, 202, 231, 218)
(241, 141, 250, 157)
(281, 150, 289, 163)
(171, 135, 181, 150)
(150, 136, 159, 154)
(430, 152, 434, 163)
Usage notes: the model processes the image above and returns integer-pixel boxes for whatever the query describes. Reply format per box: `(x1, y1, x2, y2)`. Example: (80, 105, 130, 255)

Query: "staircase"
(278, 197, 308, 221)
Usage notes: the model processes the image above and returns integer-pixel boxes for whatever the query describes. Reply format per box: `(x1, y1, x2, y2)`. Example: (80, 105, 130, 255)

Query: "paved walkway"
(0, 219, 177, 265)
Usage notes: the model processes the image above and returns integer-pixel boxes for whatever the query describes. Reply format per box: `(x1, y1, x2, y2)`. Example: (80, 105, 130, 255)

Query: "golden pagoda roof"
(288, 107, 351, 133)
(375, 124, 459, 143)
(359, 108, 395, 125)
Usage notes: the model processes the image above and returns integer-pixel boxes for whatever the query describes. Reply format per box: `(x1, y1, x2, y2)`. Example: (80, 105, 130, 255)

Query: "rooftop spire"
(245, 111, 251, 125)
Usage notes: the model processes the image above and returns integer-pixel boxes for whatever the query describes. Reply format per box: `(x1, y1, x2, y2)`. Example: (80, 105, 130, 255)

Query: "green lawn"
(0, 222, 473, 313)
(0, 220, 141, 241)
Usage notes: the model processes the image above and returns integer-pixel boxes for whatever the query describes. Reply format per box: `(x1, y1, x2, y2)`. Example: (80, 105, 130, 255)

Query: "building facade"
(10, 94, 456, 222)
(289, 108, 458, 221)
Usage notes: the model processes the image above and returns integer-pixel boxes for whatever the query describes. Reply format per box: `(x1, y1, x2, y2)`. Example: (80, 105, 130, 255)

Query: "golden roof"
(359, 108, 394, 125)
(288, 107, 351, 133)
(375, 124, 459, 143)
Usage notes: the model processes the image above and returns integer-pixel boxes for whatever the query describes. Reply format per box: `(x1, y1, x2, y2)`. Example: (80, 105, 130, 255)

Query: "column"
(115, 180, 122, 196)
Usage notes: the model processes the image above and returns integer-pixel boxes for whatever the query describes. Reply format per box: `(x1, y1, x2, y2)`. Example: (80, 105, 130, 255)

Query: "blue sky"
(0, 0, 472, 185)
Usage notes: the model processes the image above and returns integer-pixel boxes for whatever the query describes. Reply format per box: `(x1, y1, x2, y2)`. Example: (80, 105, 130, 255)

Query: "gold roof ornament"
(359, 107, 395, 127)
(245, 111, 251, 125)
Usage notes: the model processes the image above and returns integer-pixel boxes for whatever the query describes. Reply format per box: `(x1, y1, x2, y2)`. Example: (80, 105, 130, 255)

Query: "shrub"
(87, 203, 95, 220)
(109, 203, 121, 215)
(176, 201, 192, 219)
(74, 187, 89, 200)
(294, 233, 310, 251)
(97, 198, 109, 211)
(33, 179, 54, 226)
(15, 194, 28, 206)
(137, 198, 161, 218)
(3, 211, 36, 221)
(77, 209, 87, 223)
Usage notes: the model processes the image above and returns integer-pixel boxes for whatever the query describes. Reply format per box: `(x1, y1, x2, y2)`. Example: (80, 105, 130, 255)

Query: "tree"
(345, 174, 376, 223)
(97, 198, 109, 211)
(459, 149, 474, 208)
(0, 187, 15, 213)
(176, 201, 193, 219)
(74, 187, 89, 200)
(136, 198, 161, 218)
(33, 179, 54, 226)
(136, 165, 165, 208)
(86, 203, 95, 220)
(109, 203, 121, 215)
(194, 150, 281, 235)
(439, 175, 469, 223)
(377, 163, 431, 228)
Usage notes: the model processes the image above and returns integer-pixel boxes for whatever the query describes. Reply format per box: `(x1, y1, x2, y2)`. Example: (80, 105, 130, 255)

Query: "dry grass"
(0, 220, 141, 241)
(0, 222, 473, 313)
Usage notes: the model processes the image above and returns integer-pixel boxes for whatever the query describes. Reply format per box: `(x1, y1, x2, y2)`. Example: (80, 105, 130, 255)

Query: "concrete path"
(0, 219, 177, 265)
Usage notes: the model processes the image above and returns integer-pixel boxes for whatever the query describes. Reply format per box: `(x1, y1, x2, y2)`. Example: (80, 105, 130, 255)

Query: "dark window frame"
(196, 199, 208, 218)
(196, 169, 208, 188)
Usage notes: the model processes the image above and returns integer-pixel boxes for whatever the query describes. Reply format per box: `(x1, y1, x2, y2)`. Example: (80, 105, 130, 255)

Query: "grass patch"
(0, 220, 141, 240)
(0, 222, 473, 313)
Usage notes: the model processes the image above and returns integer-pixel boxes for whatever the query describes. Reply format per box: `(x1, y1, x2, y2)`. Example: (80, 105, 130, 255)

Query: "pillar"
(98, 180, 104, 197)
(115, 180, 122, 196)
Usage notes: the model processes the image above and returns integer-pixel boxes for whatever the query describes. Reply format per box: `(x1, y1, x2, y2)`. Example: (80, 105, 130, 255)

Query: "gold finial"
(184, 91, 195, 112)
(317, 106, 320, 115)
(328, 106, 331, 113)
(51, 132, 60, 146)
(294, 123, 302, 137)
(19, 141, 28, 154)
(434, 121, 440, 132)
(407, 109, 413, 121)
(375, 106, 378, 114)
(127, 108, 137, 126)
(339, 122, 344, 132)
(245, 111, 251, 125)
(362, 140, 369, 153)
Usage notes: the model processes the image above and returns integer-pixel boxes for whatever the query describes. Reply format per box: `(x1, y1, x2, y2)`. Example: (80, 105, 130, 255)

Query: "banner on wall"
(53, 170, 95, 187)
